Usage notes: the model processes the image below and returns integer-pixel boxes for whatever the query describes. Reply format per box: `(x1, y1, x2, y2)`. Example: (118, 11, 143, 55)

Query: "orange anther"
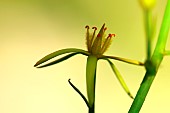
(112, 34, 116, 37)
(108, 34, 115, 37)
(92, 27, 97, 30)
(85, 25, 89, 29)
(97, 34, 101, 37)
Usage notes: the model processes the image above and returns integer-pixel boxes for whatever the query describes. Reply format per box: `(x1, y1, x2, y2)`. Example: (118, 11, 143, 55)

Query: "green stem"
(86, 55, 98, 113)
(128, 62, 156, 113)
(88, 104, 94, 113)
(129, 0, 170, 112)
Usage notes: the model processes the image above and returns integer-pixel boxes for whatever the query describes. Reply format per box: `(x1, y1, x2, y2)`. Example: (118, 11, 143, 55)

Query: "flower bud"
(139, 0, 156, 10)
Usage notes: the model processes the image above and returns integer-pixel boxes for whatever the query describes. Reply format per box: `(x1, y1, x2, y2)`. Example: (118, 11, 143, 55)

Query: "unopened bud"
(139, 0, 156, 10)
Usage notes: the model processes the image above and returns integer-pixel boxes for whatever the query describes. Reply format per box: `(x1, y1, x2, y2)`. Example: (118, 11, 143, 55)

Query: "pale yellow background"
(0, 0, 169, 113)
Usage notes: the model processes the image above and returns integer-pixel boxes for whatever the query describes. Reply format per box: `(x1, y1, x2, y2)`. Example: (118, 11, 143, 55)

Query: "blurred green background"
(0, 0, 169, 113)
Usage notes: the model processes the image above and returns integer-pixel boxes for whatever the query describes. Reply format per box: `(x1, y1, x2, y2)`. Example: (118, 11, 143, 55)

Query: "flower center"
(85, 24, 115, 57)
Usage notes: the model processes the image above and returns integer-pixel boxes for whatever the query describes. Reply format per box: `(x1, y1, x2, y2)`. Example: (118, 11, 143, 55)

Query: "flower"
(34, 24, 144, 110)
(85, 24, 115, 56)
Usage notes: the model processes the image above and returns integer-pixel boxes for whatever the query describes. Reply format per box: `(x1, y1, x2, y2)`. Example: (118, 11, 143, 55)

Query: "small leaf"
(106, 59, 134, 99)
(34, 48, 89, 67)
(100, 55, 144, 66)
(36, 52, 78, 68)
(68, 79, 90, 108)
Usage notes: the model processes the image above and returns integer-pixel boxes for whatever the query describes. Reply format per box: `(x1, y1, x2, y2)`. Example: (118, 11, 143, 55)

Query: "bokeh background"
(0, 0, 169, 113)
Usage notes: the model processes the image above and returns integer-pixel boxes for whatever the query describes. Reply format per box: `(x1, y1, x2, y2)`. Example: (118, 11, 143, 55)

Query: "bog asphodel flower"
(85, 24, 115, 56)
(34, 24, 144, 111)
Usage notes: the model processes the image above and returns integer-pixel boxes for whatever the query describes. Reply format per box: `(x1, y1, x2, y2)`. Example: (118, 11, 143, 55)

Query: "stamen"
(100, 34, 114, 54)
(104, 27, 107, 31)
(88, 26, 98, 52)
(86, 25, 90, 51)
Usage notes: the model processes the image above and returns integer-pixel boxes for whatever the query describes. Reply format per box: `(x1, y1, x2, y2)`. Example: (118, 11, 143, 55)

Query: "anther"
(97, 34, 101, 37)
(92, 27, 97, 30)
(104, 27, 107, 31)
(112, 34, 116, 37)
(108, 34, 116, 37)
(85, 25, 89, 29)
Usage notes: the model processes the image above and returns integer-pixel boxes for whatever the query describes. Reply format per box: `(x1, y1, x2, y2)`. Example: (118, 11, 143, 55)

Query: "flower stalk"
(86, 55, 97, 108)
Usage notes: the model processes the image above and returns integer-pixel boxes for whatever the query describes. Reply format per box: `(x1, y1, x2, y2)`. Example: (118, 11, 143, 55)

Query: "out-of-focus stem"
(145, 10, 152, 59)
(129, 0, 170, 112)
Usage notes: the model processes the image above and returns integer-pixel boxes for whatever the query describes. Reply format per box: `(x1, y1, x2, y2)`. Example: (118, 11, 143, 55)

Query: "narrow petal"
(86, 55, 98, 107)
(91, 24, 106, 55)
(97, 23, 106, 38)
(34, 48, 89, 67)
(88, 27, 97, 52)
(100, 34, 114, 54)
(91, 34, 102, 55)
(106, 59, 134, 99)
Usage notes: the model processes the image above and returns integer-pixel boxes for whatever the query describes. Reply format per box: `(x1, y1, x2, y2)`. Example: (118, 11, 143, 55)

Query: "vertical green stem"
(128, 64, 156, 113)
(88, 103, 95, 113)
(86, 55, 98, 113)
(129, 0, 170, 112)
